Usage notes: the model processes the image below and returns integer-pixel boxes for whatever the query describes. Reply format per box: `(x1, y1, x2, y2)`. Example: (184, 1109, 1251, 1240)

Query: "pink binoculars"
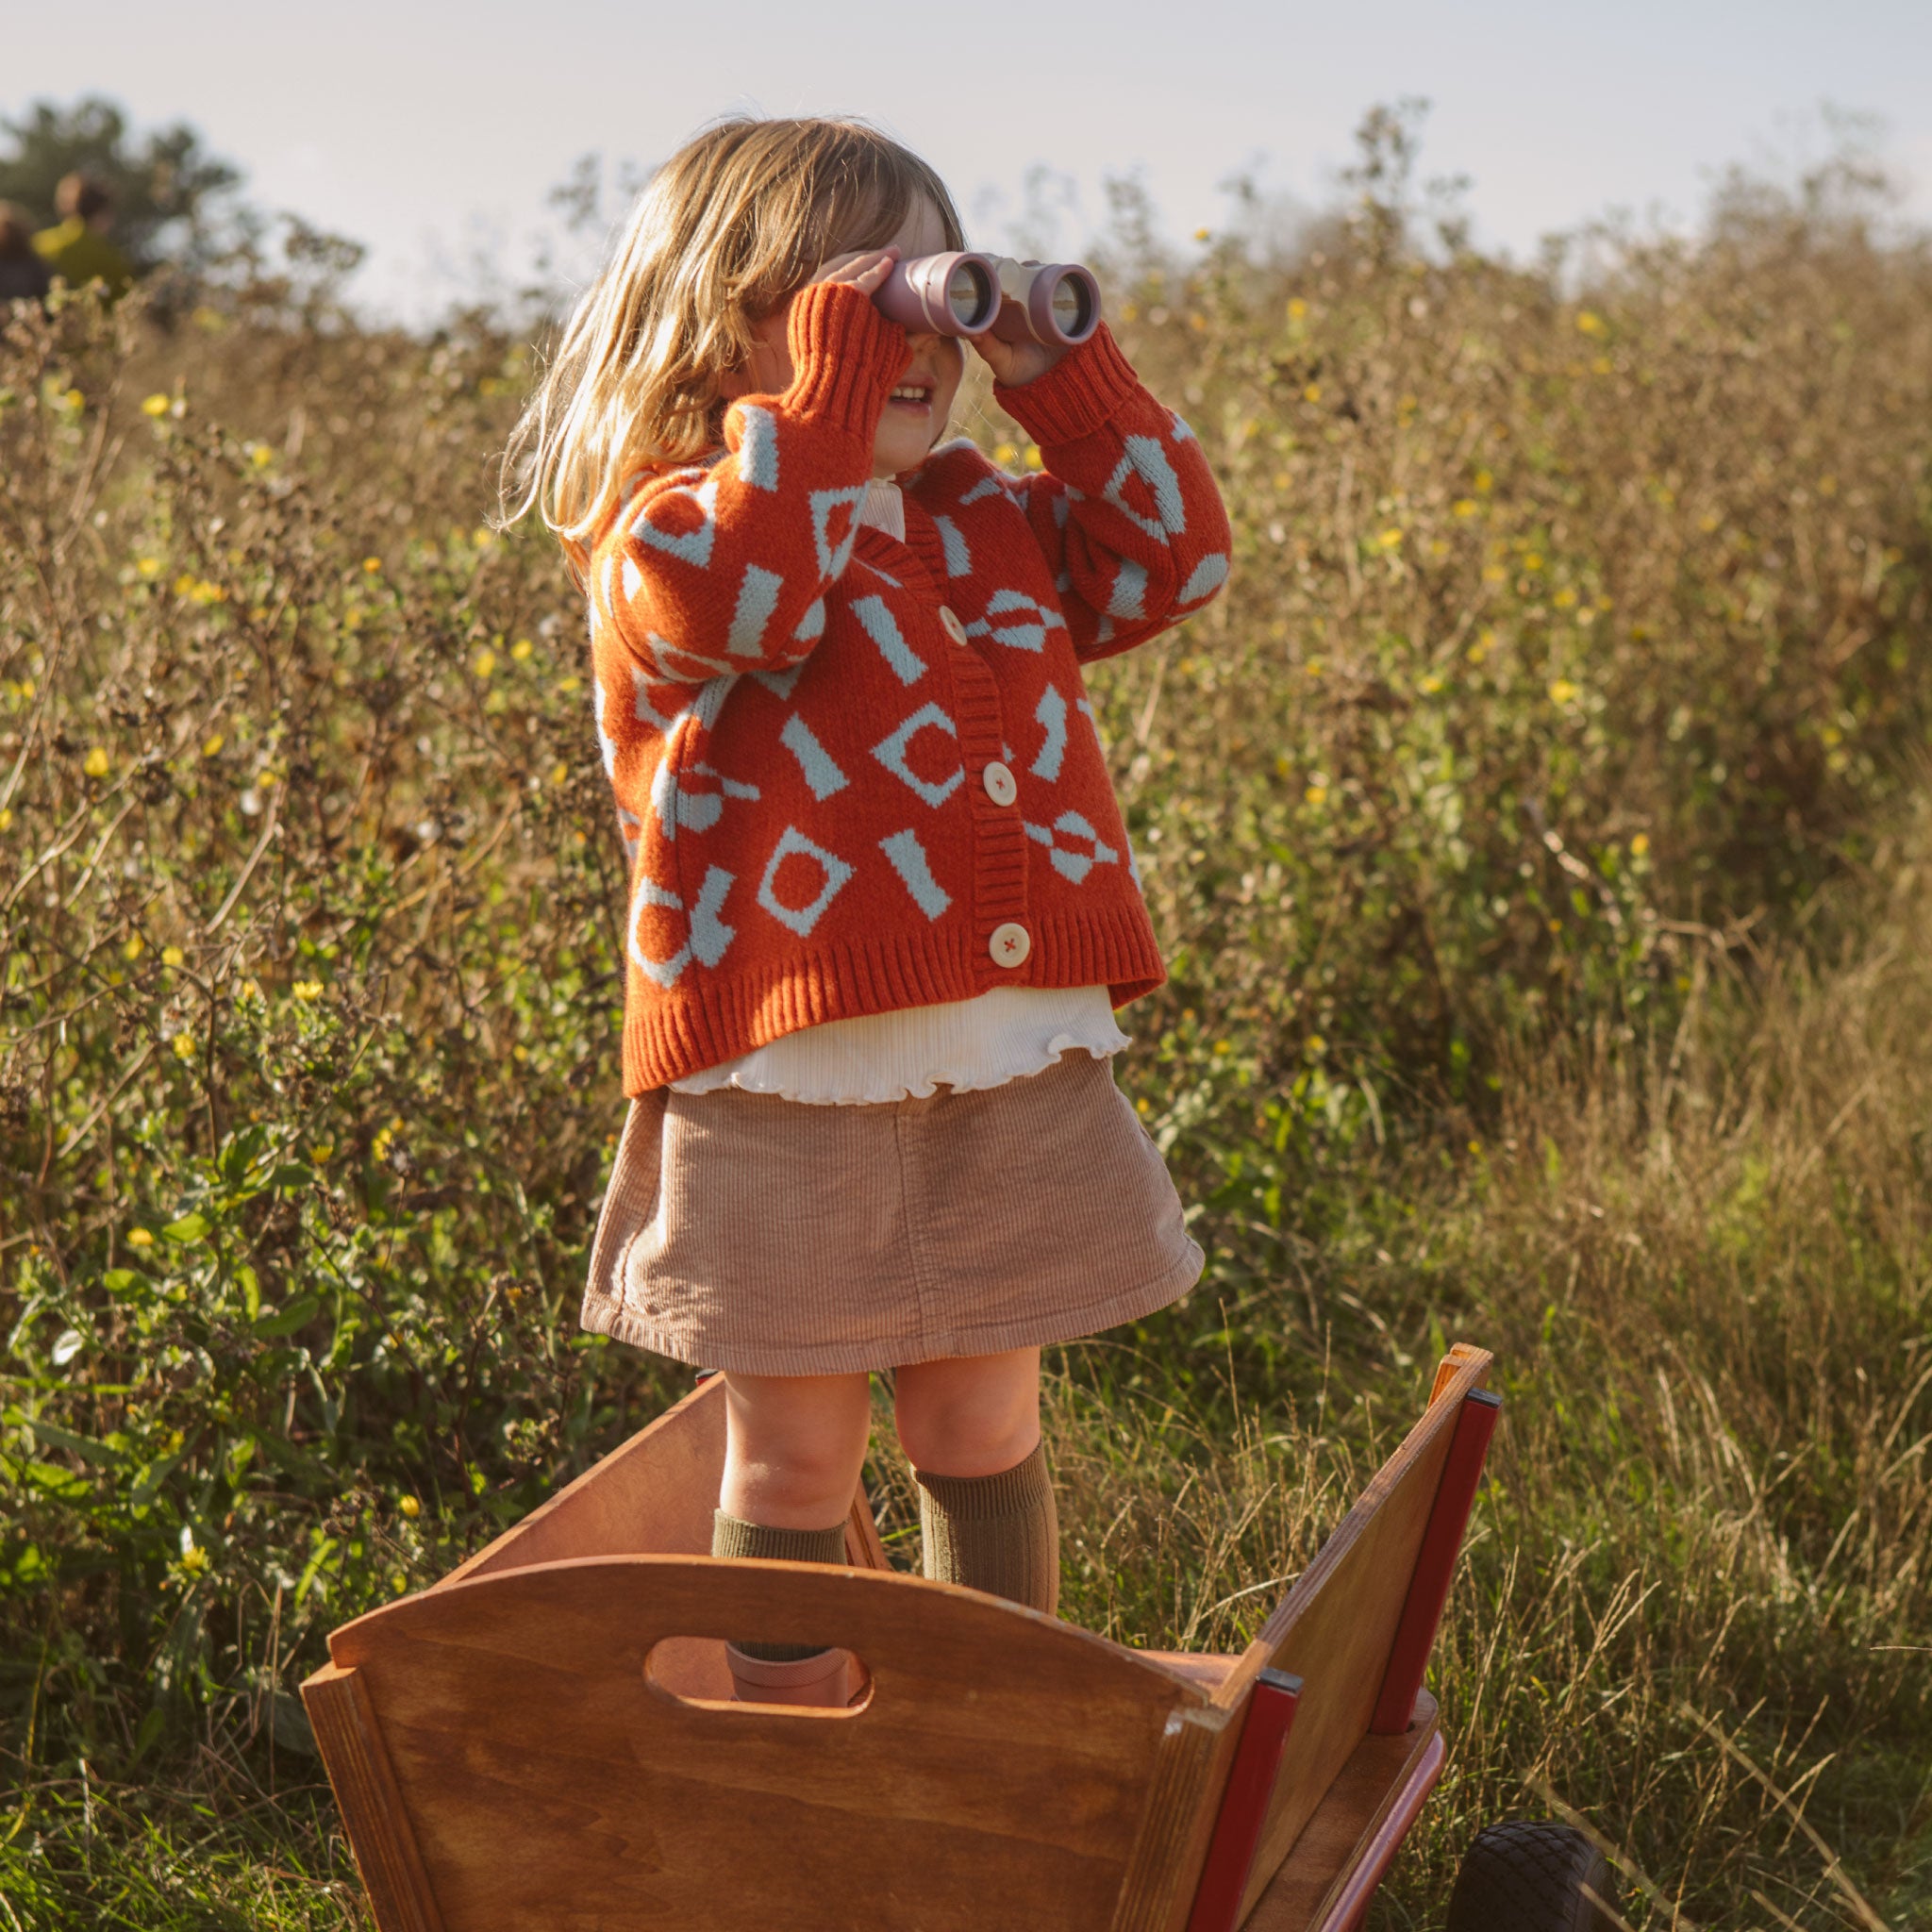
(874, 253, 1102, 347)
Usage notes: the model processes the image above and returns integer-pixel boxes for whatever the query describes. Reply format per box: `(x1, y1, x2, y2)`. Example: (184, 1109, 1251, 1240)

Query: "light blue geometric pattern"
(793, 598, 825, 642)
(1101, 436, 1187, 540)
(1178, 553, 1229, 605)
(631, 474, 722, 569)
(737, 405, 779, 491)
(728, 563, 784, 656)
(650, 755, 746, 839)
(757, 825, 854, 936)
(933, 514, 972, 577)
(964, 588, 1070, 655)
(1075, 697, 1106, 753)
(645, 676, 748, 839)
(779, 713, 849, 800)
(629, 666, 684, 732)
(1023, 809, 1120, 884)
(879, 828, 951, 920)
(809, 484, 868, 579)
(628, 863, 736, 988)
(750, 662, 805, 701)
(871, 703, 962, 808)
(1108, 559, 1148, 620)
(959, 473, 1008, 508)
(1031, 684, 1068, 779)
(592, 678, 619, 778)
(1170, 412, 1195, 441)
(852, 594, 925, 685)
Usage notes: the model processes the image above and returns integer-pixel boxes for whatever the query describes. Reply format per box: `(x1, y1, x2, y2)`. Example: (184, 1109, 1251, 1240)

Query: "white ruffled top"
(667, 478, 1132, 1106)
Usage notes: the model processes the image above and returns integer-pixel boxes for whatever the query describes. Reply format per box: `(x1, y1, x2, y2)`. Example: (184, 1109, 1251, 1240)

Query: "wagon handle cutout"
(641, 1632, 876, 1715)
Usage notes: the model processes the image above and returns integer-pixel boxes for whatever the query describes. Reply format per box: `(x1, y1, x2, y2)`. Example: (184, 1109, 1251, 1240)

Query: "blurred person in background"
(0, 202, 52, 305)
(34, 172, 134, 297)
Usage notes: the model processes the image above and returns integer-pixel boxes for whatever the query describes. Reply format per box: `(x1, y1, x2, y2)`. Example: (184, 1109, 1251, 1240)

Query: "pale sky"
(10, 0, 1930, 324)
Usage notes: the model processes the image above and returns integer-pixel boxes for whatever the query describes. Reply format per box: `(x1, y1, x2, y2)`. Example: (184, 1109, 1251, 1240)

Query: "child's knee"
(894, 1353, 1041, 1475)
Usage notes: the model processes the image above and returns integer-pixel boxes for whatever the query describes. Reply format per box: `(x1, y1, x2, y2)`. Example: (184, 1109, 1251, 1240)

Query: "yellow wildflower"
(84, 746, 110, 778)
(363, 557, 383, 573)
(1548, 679, 1580, 704)
(162, 945, 185, 968)
(126, 1227, 155, 1249)
(1304, 784, 1328, 806)
(123, 933, 144, 961)
(399, 1495, 422, 1520)
(142, 393, 171, 418)
(474, 649, 497, 680)
(1287, 297, 1308, 321)
(510, 638, 534, 661)
(202, 733, 224, 758)
(1451, 498, 1478, 518)
(1631, 834, 1651, 857)
(291, 979, 325, 1002)
(172, 1032, 197, 1061)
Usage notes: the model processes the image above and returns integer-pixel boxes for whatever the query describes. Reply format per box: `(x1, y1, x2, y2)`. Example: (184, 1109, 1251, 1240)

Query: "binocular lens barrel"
(871, 254, 1103, 345)
(1050, 272, 1093, 338)
(874, 252, 1001, 335)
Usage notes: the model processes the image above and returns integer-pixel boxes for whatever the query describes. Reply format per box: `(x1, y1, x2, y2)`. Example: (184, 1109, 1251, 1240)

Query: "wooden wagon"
(302, 1342, 1509, 1930)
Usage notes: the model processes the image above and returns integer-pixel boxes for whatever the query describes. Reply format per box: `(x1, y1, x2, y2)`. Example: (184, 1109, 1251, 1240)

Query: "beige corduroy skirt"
(579, 1049, 1204, 1376)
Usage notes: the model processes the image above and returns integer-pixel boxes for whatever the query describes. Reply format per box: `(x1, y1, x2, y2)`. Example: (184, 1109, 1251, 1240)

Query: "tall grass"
(3, 120, 1928, 1925)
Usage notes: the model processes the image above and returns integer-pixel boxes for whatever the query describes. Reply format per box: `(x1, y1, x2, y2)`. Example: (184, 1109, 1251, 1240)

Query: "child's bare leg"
(712, 1369, 873, 1694)
(717, 1368, 873, 1526)
(895, 1348, 1058, 1614)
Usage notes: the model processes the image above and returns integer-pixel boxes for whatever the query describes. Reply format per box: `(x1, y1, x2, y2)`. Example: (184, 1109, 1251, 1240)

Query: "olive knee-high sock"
(913, 1440, 1059, 1615)
(711, 1509, 847, 1662)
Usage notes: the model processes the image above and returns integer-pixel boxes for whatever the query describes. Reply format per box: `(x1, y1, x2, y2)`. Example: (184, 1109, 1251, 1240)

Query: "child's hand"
(971, 332, 1068, 389)
(808, 247, 903, 297)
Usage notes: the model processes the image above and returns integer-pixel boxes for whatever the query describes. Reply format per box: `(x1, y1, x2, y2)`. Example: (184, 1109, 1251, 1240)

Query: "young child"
(504, 116, 1231, 1707)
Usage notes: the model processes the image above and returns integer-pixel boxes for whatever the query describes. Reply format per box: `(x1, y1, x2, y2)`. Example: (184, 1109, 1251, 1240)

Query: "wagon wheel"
(1444, 1820, 1621, 1932)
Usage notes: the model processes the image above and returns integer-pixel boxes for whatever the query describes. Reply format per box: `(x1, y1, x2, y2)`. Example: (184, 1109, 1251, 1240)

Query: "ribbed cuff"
(712, 1508, 849, 1565)
(781, 280, 909, 438)
(993, 325, 1142, 447)
(912, 1438, 1051, 1519)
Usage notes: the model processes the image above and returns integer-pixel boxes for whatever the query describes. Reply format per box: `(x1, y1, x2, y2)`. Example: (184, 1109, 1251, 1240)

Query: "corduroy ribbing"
(711, 1509, 849, 1662)
(580, 1047, 1205, 1375)
(913, 1440, 1060, 1615)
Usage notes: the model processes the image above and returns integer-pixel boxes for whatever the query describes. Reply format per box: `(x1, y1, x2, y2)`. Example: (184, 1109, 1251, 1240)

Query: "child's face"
(724, 195, 965, 481)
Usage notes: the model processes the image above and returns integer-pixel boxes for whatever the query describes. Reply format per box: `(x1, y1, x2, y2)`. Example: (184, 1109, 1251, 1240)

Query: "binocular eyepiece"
(874, 253, 1102, 347)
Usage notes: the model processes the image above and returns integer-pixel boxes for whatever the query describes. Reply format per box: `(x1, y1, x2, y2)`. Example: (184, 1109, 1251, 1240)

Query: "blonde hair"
(500, 116, 965, 548)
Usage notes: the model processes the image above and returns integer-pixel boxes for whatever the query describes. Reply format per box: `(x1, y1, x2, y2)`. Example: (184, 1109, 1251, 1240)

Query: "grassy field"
(4, 125, 1930, 1926)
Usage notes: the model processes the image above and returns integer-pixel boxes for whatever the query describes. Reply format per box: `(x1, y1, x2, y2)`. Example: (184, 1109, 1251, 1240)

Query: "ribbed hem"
(711, 1510, 848, 1566)
(781, 281, 909, 437)
(993, 325, 1142, 447)
(620, 904, 1165, 1096)
(913, 1439, 1051, 1516)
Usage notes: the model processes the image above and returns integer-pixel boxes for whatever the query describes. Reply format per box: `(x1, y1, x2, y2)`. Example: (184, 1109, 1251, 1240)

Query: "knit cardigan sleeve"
(992, 327, 1233, 663)
(588, 282, 910, 684)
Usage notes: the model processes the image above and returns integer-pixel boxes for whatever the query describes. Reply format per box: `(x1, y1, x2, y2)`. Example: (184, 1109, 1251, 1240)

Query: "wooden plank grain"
(301, 1663, 443, 1932)
(329, 1554, 1220, 1932)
